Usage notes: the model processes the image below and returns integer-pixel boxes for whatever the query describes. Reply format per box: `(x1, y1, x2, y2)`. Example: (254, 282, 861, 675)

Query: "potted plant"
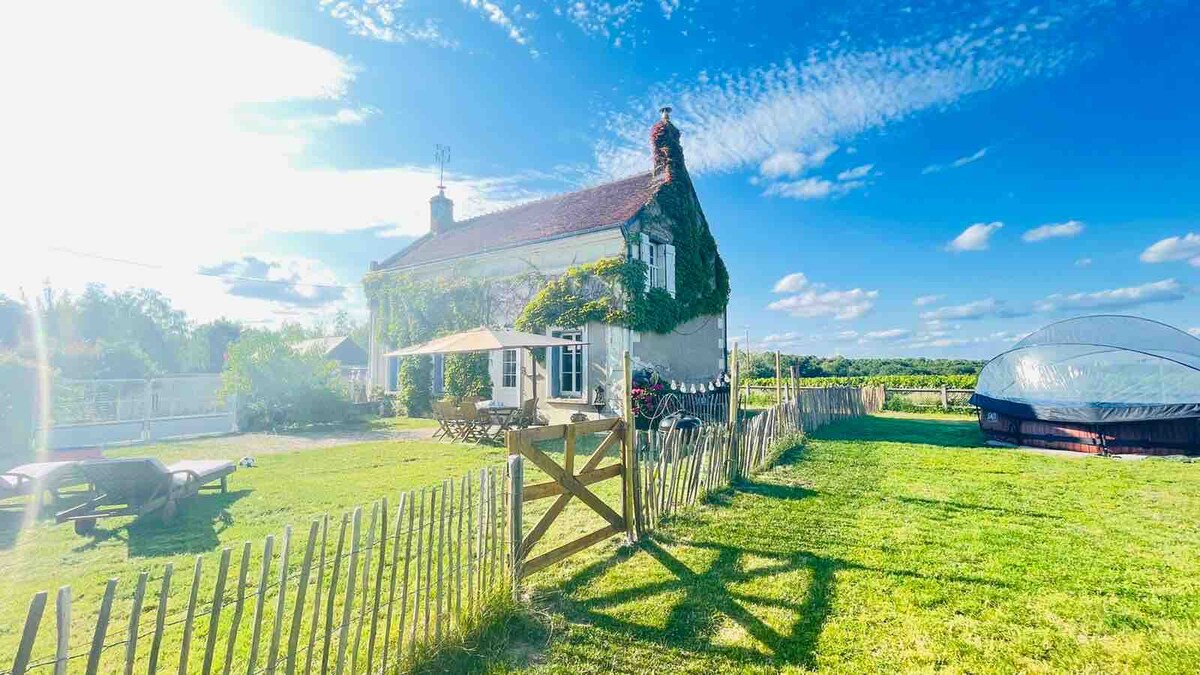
(631, 369, 668, 430)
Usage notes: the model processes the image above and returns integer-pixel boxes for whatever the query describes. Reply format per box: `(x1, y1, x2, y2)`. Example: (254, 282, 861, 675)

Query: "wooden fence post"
(507, 454, 524, 599)
(622, 350, 637, 543)
(940, 385, 949, 411)
(774, 351, 782, 435)
(728, 344, 741, 482)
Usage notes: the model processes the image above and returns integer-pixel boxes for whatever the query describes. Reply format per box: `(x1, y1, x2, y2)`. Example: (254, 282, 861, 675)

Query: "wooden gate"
(506, 417, 634, 581)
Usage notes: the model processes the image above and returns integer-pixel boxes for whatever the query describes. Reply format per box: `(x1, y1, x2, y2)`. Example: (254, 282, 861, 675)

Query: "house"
(366, 109, 729, 423)
(293, 336, 368, 395)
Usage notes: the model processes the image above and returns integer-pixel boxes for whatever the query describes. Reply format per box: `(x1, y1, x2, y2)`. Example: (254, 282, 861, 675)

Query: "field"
(0, 418, 513, 669)
(469, 414, 1200, 673)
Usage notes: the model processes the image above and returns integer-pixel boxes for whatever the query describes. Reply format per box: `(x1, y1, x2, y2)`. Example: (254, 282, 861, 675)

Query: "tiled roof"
(292, 336, 349, 356)
(381, 172, 659, 270)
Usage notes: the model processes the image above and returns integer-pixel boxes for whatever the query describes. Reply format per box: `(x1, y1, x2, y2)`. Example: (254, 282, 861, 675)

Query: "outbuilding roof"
(380, 171, 659, 270)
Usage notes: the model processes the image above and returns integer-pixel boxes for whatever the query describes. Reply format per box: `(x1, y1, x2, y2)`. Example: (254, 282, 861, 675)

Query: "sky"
(2, 0, 1198, 356)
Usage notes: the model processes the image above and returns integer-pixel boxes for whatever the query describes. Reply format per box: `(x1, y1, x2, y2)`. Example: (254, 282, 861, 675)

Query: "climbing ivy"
(363, 274, 498, 414)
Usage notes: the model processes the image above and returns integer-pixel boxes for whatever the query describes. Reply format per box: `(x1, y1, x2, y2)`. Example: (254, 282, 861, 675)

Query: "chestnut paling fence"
(6, 468, 509, 675)
(8, 385, 882, 674)
(632, 386, 884, 529)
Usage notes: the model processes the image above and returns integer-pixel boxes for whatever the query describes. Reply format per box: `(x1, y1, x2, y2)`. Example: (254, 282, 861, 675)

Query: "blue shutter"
(387, 357, 399, 391)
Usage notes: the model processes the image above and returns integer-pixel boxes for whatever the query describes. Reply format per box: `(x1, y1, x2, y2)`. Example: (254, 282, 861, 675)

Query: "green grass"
(0, 431, 500, 668)
(478, 414, 1200, 673)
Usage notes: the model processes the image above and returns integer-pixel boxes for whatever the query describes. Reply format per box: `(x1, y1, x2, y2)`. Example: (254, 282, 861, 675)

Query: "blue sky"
(4, 0, 1199, 356)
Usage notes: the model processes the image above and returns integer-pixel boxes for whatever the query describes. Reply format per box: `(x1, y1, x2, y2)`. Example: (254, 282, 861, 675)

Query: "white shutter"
(664, 244, 676, 297)
(640, 233, 653, 286)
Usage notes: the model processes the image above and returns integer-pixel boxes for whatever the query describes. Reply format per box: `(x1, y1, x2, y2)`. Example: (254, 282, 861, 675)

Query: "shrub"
(397, 356, 432, 416)
(0, 353, 36, 465)
(444, 353, 491, 402)
(221, 332, 352, 431)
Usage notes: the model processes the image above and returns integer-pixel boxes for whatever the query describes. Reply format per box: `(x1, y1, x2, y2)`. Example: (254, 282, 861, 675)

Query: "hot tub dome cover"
(970, 315, 1200, 423)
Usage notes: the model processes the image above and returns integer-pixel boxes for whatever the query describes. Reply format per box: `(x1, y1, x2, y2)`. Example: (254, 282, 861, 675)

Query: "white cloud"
(920, 298, 1023, 321)
(0, 2, 534, 325)
(759, 146, 838, 179)
(913, 294, 944, 306)
(660, 0, 682, 19)
(837, 164, 875, 181)
(1023, 220, 1084, 242)
(764, 177, 866, 200)
(562, 0, 642, 43)
(320, 1, 454, 47)
(768, 287, 879, 321)
(1075, 258, 1093, 267)
(1033, 279, 1187, 313)
(1140, 233, 1200, 266)
(946, 222, 1003, 252)
(862, 329, 910, 341)
(1189, 328, 1200, 338)
(594, 13, 1074, 180)
(772, 273, 810, 293)
(921, 147, 988, 174)
(463, 0, 536, 53)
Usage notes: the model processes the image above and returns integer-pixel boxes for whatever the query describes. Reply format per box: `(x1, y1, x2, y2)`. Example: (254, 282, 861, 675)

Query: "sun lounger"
(0, 461, 85, 507)
(56, 458, 235, 534)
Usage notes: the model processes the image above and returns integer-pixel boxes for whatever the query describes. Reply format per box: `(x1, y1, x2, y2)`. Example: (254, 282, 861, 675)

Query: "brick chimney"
(651, 106, 688, 183)
(430, 187, 453, 234)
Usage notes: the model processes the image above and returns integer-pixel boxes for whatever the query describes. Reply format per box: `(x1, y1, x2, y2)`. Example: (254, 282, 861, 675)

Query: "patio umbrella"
(385, 326, 585, 402)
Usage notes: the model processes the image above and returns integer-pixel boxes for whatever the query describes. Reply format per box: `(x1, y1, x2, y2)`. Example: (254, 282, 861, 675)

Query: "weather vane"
(435, 144, 450, 190)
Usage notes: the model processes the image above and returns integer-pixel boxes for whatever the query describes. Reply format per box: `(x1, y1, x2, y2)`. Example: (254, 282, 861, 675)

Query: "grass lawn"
(0, 420, 505, 667)
(486, 414, 1200, 673)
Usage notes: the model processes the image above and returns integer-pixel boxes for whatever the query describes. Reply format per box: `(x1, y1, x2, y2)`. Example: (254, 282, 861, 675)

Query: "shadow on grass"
(816, 414, 985, 449)
(545, 536, 1013, 671)
(124, 490, 247, 557)
(0, 508, 26, 550)
(110, 490, 250, 558)
(894, 495, 1062, 521)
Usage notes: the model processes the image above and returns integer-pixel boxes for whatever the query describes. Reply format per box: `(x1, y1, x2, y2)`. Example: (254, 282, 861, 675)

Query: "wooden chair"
(457, 401, 489, 444)
(511, 398, 539, 430)
(432, 400, 458, 440)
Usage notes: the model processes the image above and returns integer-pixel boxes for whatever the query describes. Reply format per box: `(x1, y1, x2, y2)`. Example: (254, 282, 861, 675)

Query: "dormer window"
(635, 233, 676, 297)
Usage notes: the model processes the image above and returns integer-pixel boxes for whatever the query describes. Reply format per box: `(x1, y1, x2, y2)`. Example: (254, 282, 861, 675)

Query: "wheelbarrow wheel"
(74, 518, 98, 536)
(161, 500, 178, 525)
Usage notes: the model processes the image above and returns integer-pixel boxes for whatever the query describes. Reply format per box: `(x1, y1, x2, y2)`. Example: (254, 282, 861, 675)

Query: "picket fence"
(7, 469, 508, 675)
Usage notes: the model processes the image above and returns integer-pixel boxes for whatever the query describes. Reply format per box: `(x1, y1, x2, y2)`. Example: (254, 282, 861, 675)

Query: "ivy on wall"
(363, 274, 500, 414)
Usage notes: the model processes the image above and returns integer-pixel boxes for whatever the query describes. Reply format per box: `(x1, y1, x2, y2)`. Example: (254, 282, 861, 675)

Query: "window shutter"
(664, 244, 676, 297)
(640, 233, 653, 286)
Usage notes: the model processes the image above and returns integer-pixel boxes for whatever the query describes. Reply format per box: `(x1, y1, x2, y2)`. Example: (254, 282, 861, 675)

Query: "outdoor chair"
(511, 398, 539, 430)
(56, 458, 235, 534)
(0, 461, 87, 509)
(432, 400, 458, 440)
(456, 401, 490, 444)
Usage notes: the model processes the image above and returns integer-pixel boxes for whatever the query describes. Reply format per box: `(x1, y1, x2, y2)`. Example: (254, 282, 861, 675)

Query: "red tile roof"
(381, 172, 659, 270)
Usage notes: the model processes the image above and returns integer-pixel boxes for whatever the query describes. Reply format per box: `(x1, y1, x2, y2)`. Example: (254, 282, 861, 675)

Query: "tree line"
(736, 351, 984, 380)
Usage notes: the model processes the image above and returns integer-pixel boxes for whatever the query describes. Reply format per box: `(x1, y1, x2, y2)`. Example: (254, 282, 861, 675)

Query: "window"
(645, 242, 658, 288)
(552, 329, 584, 398)
(501, 349, 517, 388)
(636, 233, 675, 296)
(431, 353, 445, 395)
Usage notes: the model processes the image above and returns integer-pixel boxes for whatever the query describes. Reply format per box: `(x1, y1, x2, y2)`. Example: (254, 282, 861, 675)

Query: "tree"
(221, 330, 352, 430)
(185, 319, 242, 373)
(0, 295, 25, 349)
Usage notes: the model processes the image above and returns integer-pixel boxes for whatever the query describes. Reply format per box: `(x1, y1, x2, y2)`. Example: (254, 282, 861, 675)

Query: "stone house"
(366, 109, 729, 423)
